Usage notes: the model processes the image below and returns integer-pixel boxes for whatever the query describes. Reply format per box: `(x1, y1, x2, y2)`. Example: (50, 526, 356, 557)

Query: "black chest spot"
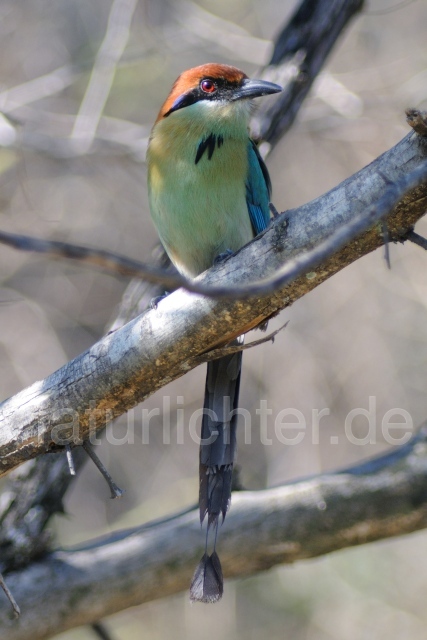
(195, 133, 224, 165)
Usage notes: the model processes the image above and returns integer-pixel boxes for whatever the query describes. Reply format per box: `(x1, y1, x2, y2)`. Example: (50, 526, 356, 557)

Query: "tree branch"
(0, 451, 87, 573)
(69, 0, 139, 154)
(407, 229, 427, 250)
(253, 0, 365, 145)
(0, 0, 424, 625)
(1, 158, 426, 299)
(0, 129, 426, 477)
(2, 424, 427, 639)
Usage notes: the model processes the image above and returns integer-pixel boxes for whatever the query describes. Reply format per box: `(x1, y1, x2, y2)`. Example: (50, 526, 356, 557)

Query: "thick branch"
(0, 451, 87, 573)
(2, 425, 427, 639)
(3, 161, 427, 299)
(0, 0, 372, 610)
(253, 0, 365, 144)
(0, 130, 426, 477)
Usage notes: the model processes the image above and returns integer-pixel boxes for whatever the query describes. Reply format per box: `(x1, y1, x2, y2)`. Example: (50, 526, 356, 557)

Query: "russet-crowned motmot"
(147, 63, 281, 602)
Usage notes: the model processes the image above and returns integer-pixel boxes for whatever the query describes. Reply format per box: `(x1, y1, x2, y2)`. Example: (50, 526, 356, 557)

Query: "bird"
(147, 63, 281, 603)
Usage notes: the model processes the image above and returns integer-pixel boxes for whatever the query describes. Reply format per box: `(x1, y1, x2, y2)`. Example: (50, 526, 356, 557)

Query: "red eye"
(200, 79, 216, 93)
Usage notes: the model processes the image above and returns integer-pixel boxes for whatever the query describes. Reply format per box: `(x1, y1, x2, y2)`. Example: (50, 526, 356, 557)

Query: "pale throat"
(154, 99, 252, 152)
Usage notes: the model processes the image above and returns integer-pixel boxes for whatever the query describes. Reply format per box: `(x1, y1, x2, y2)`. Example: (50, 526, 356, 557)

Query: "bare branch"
(407, 230, 427, 250)
(0, 0, 424, 628)
(64, 444, 76, 476)
(170, 0, 272, 64)
(0, 130, 426, 477)
(2, 425, 427, 639)
(91, 622, 116, 640)
(0, 574, 20, 619)
(252, 0, 365, 145)
(406, 108, 427, 137)
(0, 107, 150, 160)
(70, 0, 139, 154)
(0, 452, 86, 573)
(0, 66, 76, 113)
(196, 321, 288, 363)
(1, 155, 426, 300)
(0, 230, 183, 291)
(0, 0, 366, 161)
(0, 3, 375, 618)
(81, 441, 124, 499)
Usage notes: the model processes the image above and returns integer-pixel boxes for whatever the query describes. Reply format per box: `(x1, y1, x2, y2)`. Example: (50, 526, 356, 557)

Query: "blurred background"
(1, 0, 427, 638)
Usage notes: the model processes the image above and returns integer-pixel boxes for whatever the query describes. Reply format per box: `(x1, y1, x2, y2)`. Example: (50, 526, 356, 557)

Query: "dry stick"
(0, 0, 414, 623)
(254, 0, 365, 145)
(195, 321, 289, 364)
(1, 131, 427, 479)
(110, 0, 370, 328)
(91, 622, 116, 640)
(0, 0, 351, 616)
(70, 0, 139, 153)
(0, 574, 20, 618)
(0, 451, 87, 621)
(81, 441, 124, 499)
(65, 444, 76, 476)
(0, 230, 183, 291)
(3, 424, 427, 638)
(407, 230, 427, 250)
(1, 160, 427, 300)
(381, 222, 391, 269)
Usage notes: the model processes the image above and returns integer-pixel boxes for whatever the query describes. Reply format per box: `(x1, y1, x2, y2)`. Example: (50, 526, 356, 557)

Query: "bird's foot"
(150, 292, 169, 309)
(213, 249, 233, 266)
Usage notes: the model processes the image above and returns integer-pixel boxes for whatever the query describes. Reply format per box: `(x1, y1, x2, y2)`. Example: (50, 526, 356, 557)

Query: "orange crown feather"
(156, 63, 248, 123)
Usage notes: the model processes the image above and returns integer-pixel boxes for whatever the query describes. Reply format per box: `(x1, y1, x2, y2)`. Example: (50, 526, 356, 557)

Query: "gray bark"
(2, 425, 427, 639)
(0, 130, 426, 478)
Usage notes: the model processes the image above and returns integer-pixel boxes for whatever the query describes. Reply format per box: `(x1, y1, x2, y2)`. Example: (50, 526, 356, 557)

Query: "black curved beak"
(231, 78, 282, 101)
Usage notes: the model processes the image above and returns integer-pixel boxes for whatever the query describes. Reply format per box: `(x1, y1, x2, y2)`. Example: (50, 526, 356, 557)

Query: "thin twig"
(70, 0, 139, 154)
(381, 221, 391, 269)
(197, 321, 288, 363)
(91, 622, 115, 640)
(407, 229, 427, 250)
(1, 131, 426, 479)
(171, 0, 271, 65)
(82, 441, 124, 499)
(0, 452, 87, 575)
(0, 573, 20, 618)
(65, 444, 76, 476)
(1, 161, 426, 299)
(0, 66, 75, 113)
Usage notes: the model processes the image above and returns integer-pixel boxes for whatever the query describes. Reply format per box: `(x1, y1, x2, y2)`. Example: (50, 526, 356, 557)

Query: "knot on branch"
(406, 109, 427, 138)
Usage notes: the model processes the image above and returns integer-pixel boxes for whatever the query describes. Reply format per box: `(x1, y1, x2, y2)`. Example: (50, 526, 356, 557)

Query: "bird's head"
(154, 63, 281, 130)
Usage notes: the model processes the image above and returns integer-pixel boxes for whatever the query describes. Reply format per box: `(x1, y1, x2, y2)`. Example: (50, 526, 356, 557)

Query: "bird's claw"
(150, 293, 169, 309)
(213, 249, 233, 266)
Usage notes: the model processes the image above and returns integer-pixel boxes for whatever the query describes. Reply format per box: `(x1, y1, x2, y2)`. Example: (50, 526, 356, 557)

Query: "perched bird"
(147, 63, 281, 602)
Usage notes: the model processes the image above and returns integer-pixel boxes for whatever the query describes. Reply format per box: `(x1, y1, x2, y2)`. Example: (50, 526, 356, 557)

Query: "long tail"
(190, 341, 243, 603)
